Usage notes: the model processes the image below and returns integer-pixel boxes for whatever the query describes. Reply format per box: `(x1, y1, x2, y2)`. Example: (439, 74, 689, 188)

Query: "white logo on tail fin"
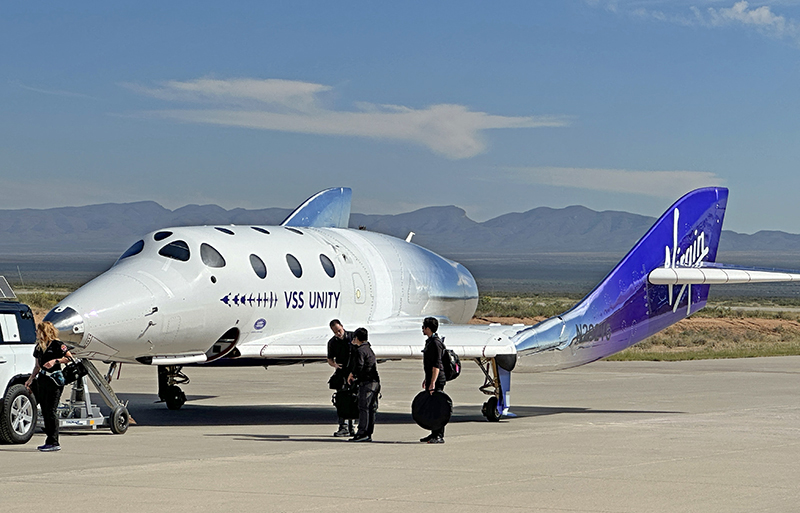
(664, 208, 710, 315)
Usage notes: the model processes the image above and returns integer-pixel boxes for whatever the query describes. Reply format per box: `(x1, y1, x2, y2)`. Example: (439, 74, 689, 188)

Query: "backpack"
(440, 336, 461, 381)
(332, 384, 359, 419)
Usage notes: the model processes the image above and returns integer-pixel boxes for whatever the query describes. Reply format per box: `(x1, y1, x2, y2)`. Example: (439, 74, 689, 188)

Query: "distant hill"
(0, 202, 291, 252)
(2, 201, 800, 292)
(3, 200, 800, 256)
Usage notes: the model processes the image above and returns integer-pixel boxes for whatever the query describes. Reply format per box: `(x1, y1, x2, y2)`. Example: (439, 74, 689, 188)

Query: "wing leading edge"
(234, 320, 518, 361)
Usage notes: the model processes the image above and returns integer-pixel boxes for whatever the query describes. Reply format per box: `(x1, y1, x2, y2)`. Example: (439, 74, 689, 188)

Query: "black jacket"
(423, 334, 446, 389)
(327, 330, 354, 375)
(350, 342, 379, 384)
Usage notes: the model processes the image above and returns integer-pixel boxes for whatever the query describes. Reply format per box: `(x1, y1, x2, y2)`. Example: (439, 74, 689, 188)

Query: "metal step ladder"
(39, 360, 131, 434)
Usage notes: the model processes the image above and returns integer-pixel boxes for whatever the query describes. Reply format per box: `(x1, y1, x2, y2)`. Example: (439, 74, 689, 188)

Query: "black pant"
(337, 384, 355, 429)
(333, 372, 354, 428)
(427, 380, 446, 438)
(355, 381, 380, 437)
(35, 375, 63, 446)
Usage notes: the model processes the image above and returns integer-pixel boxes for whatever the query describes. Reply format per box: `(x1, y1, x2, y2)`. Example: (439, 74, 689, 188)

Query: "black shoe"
(427, 437, 444, 444)
(349, 434, 372, 442)
(420, 434, 435, 443)
(333, 426, 350, 437)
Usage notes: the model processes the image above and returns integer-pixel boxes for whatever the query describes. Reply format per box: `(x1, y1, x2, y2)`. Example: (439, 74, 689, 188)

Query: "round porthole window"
(200, 243, 226, 268)
(320, 254, 335, 278)
(286, 254, 302, 278)
(250, 254, 267, 279)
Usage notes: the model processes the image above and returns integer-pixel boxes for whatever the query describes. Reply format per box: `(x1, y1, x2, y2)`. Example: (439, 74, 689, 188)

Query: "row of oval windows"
(153, 226, 301, 239)
(118, 236, 336, 280)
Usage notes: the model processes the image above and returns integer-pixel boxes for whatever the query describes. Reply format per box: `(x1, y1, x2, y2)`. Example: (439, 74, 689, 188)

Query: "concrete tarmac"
(2, 357, 800, 512)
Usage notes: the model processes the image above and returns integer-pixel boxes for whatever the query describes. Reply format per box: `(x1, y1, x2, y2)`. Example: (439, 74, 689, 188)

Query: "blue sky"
(2, 1, 800, 233)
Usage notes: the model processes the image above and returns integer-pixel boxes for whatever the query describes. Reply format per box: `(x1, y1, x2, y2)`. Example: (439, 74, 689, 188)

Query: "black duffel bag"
(411, 390, 452, 431)
(332, 384, 359, 420)
(62, 358, 88, 385)
(328, 372, 346, 390)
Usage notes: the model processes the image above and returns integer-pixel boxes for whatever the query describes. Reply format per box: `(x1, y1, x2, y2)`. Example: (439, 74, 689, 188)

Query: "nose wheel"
(163, 385, 187, 410)
(158, 365, 189, 410)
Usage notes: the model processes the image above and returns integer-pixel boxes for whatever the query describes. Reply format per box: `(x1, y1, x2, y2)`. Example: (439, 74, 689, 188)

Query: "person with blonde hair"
(24, 321, 73, 452)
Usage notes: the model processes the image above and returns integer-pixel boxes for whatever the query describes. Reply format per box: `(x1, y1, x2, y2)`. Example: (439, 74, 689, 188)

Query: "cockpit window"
(251, 227, 270, 235)
(118, 240, 144, 262)
(285, 227, 303, 235)
(320, 254, 336, 278)
(250, 254, 267, 279)
(215, 227, 235, 235)
(154, 231, 172, 241)
(200, 243, 226, 268)
(158, 240, 190, 262)
(286, 254, 302, 278)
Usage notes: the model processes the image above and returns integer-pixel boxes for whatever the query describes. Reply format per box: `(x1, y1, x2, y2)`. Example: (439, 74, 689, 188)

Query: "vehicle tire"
(110, 405, 129, 435)
(164, 385, 186, 411)
(481, 396, 501, 422)
(0, 384, 38, 444)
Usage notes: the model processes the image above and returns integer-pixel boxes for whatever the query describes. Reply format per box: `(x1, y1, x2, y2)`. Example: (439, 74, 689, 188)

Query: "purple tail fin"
(514, 187, 729, 371)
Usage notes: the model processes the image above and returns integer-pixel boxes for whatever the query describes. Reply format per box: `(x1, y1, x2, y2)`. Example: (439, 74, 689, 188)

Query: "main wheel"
(110, 405, 130, 434)
(164, 385, 186, 410)
(0, 384, 38, 444)
(481, 396, 502, 422)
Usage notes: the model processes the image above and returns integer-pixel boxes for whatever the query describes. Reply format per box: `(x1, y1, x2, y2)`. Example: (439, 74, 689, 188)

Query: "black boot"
(334, 418, 350, 437)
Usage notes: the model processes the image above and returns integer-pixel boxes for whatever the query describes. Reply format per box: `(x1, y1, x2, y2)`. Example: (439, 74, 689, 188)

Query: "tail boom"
(512, 187, 729, 372)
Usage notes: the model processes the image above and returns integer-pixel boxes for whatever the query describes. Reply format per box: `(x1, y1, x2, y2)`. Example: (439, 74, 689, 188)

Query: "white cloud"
(126, 78, 330, 111)
(589, 1, 800, 43)
(13, 81, 97, 100)
(498, 166, 724, 198)
(127, 78, 569, 159)
(703, 1, 797, 39)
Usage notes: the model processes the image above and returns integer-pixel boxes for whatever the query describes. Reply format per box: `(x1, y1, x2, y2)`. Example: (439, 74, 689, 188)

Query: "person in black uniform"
(24, 321, 73, 452)
(420, 316, 446, 443)
(347, 327, 380, 442)
(327, 319, 355, 437)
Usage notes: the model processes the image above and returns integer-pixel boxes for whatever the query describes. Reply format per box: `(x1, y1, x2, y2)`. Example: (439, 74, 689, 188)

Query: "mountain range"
(2, 201, 799, 292)
(2, 200, 799, 256)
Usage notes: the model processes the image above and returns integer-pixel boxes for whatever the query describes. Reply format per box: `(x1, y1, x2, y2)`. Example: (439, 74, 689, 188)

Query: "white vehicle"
(43, 187, 800, 420)
(0, 292, 38, 444)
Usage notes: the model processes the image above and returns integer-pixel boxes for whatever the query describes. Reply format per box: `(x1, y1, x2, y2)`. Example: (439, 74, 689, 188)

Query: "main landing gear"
(157, 365, 188, 410)
(476, 355, 515, 422)
(476, 358, 502, 422)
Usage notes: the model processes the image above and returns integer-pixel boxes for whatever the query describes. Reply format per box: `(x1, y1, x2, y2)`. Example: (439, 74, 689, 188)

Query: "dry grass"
(607, 317, 800, 361)
(475, 294, 800, 361)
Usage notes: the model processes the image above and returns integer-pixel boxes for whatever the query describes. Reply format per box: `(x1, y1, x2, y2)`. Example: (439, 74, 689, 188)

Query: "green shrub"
(16, 292, 66, 310)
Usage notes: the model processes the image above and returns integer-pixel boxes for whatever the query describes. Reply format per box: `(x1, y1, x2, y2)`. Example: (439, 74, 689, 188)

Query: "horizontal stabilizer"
(281, 187, 352, 228)
(649, 266, 800, 285)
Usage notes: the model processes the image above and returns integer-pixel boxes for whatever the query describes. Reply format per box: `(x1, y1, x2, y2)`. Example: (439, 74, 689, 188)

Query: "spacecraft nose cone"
(43, 305, 85, 347)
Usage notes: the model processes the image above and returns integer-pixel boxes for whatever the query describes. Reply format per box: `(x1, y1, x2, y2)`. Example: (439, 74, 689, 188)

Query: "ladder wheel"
(110, 405, 130, 434)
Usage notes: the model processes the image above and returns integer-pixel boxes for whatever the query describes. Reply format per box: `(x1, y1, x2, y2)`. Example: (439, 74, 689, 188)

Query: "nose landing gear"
(157, 365, 188, 410)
